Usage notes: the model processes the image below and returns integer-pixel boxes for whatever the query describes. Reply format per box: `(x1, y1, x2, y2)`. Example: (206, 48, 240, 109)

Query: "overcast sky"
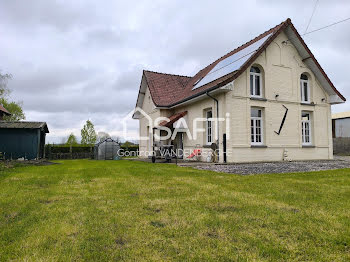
(0, 0, 349, 143)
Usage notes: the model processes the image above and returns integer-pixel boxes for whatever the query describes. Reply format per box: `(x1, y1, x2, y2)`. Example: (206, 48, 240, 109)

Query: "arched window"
(250, 66, 263, 97)
(300, 74, 310, 103)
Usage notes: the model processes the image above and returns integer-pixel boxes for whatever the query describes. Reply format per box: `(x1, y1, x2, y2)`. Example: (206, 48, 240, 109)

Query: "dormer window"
(300, 74, 310, 103)
(250, 66, 262, 98)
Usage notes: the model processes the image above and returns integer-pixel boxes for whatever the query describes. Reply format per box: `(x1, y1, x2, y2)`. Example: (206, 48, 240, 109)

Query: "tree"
(0, 73, 12, 97)
(66, 133, 78, 146)
(123, 141, 135, 147)
(0, 98, 25, 121)
(81, 120, 97, 145)
(97, 131, 110, 142)
(0, 72, 25, 121)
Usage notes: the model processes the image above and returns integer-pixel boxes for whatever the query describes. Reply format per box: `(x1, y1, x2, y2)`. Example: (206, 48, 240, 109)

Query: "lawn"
(0, 160, 350, 261)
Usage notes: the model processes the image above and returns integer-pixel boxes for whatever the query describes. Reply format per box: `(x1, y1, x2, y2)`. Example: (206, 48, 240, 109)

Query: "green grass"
(1, 160, 350, 261)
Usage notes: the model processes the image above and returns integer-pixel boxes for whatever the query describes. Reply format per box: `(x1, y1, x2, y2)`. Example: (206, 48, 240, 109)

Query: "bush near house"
(45, 145, 94, 160)
(44, 144, 139, 159)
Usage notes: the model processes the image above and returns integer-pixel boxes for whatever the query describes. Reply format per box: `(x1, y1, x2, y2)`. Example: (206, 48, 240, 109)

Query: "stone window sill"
(250, 97, 267, 102)
(300, 102, 315, 106)
(251, 145, 268, 148)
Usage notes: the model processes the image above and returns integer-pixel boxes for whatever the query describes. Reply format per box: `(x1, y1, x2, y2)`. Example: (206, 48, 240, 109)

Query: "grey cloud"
(0, 0, 96, 31)
(1, 0, 349, 143)
(9, 66, 93, 94)
(83, 27, 124, 48)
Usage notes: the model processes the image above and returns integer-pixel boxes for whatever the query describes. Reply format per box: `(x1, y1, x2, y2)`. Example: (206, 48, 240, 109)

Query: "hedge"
(45, 144, 139, 158)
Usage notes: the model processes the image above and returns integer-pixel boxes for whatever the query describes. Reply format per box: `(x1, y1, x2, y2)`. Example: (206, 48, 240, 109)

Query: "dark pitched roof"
(0, 121, 49, 133)
(143, 71, 191, 107)
(138, 18, 345, 108)
(0, 105, 11, 115)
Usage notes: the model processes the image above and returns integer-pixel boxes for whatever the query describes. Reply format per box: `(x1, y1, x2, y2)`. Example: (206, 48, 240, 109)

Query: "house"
(0, 120, 49, 160)
(133, 18, 346, 163)
(332, 112, 350, 138)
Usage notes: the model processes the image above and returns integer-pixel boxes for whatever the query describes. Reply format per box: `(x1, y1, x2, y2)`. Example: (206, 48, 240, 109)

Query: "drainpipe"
(206, 91, 219, 161)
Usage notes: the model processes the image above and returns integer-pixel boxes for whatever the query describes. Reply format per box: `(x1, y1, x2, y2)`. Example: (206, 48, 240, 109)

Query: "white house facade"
(133, 19, 346, 163)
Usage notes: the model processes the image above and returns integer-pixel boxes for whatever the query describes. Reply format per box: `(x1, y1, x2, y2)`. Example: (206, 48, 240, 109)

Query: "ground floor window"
(206, 110, 213, 145)
(251, 108, 263, 145)
(301, 112, 312, 145)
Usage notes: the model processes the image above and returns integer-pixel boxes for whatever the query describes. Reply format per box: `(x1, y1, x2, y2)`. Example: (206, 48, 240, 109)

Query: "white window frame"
(300, 78, 310, 103)
(206, 110, 213, 145)
(251, 108, 264, 145)
(301, 112, 312, 146)
(250, 68, 263, 98)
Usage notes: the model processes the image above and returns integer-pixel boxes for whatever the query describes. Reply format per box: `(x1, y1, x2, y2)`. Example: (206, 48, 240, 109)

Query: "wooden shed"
(0, 121, 49, 160)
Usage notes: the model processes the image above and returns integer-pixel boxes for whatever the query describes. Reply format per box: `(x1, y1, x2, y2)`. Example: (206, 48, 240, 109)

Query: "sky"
(0, 0, 349, 143)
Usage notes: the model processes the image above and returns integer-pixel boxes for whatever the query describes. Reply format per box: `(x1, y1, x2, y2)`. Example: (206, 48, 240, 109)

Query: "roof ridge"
(0, 121, 47, 124)
(144, 70, 192, 78)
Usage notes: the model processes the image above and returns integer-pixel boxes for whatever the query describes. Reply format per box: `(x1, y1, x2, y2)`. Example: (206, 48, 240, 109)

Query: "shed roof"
(0, 121, 49, 133)
(332, 111, 350, 120)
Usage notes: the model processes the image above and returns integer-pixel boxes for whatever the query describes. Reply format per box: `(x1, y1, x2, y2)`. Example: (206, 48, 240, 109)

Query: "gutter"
(206, 91, 219, 160)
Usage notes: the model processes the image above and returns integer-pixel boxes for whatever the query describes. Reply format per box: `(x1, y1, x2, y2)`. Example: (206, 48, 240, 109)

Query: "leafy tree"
(81, 120, 97, 145)
(123, 141, 135, 147)
(0, 72, 25, 121)
(0, 98, 25, 121)
(66, 133, 78, 146)
(97, 131, 110, 142)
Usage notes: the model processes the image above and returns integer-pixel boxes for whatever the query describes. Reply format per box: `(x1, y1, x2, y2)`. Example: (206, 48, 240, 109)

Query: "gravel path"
(186, 159, 350, 175)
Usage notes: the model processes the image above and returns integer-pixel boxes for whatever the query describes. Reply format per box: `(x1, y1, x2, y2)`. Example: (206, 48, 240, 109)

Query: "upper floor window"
(250, 66, 263, 98)
(301, 112, 312, 145)
(300, 74, 310, 103)
(251, 108, 263, 145)
(206, 110, 213, 145)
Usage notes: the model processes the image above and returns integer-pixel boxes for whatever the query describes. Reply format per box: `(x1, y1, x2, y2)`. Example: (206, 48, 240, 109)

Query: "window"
(250, 66, 262, 97)
(251, 108, 263, 145)
(301, 112, 312, 145)
(300, 74, 310, 103)
(206, 110, 213, 145)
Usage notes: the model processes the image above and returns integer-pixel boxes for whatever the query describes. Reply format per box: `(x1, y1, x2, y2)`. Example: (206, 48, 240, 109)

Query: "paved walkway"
(185, 158, 350, 175)
(127, 156, 350, 175)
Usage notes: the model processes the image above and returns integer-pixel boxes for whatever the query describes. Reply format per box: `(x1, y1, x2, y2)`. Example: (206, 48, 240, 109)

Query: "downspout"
(206, 91, 219, 161)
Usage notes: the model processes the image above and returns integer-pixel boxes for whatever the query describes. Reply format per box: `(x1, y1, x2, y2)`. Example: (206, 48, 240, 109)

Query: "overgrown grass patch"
(0, 160, 350, 261)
